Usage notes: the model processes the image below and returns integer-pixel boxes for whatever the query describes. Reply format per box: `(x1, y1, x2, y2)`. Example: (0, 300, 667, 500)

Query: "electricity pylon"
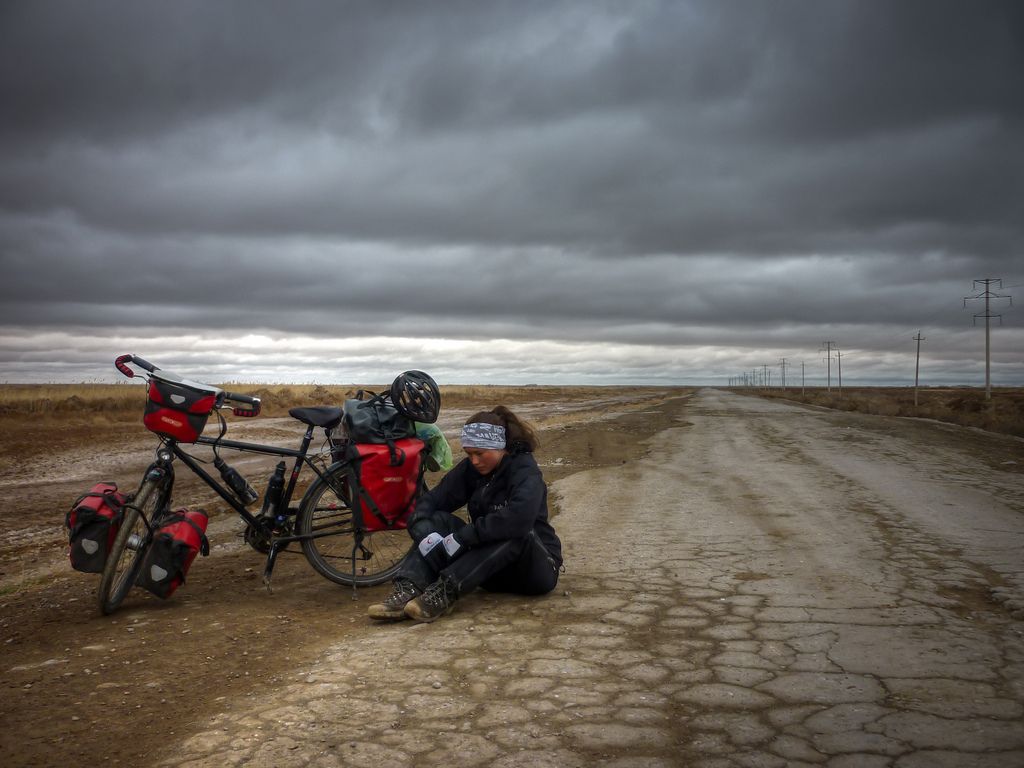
(964, 279, 1012, 400)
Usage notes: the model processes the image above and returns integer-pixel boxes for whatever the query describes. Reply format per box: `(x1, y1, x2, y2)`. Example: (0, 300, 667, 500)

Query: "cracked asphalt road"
(158, 389, 1024, 767)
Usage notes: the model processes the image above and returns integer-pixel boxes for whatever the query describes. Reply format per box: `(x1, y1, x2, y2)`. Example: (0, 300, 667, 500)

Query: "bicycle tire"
(297, 466, 411, 586)
(97, 477, 168, 615)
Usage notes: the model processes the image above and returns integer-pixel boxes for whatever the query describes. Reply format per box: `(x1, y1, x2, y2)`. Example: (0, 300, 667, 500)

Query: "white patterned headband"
(461, 422, 507, 450)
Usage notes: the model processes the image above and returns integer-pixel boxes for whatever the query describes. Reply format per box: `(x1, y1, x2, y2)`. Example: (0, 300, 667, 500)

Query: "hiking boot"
(404, 575, 458, 622)
(367, 578, 420, 621)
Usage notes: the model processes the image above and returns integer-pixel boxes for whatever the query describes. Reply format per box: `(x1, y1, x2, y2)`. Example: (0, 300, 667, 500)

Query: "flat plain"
(2, 385, 1023, 766)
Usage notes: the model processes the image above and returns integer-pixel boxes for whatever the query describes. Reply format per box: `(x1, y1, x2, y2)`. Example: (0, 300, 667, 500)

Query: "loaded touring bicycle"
(66, 355, 443, 615)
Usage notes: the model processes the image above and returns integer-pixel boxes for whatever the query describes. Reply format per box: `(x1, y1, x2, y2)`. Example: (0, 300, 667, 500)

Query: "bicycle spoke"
(297, 465, 411, 586)
(98, 477, 168, 614)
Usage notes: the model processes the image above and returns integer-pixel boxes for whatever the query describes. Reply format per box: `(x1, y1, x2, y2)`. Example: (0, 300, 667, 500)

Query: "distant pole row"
(727, 342, 844, 396)
(726, 277, 1012, 398)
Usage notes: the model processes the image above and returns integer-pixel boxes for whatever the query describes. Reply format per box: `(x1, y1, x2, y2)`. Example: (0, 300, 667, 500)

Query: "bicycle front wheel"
(297, 467, 411, 586)
(97, 477, 168, 615)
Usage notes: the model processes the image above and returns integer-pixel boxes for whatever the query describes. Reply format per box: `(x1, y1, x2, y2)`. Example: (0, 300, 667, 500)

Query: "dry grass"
(738, 386, 1024, 438)
(0, 382, 655, 423)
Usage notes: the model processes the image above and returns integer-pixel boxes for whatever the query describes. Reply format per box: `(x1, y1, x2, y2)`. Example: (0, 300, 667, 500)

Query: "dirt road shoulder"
(1, 391, 692, 767)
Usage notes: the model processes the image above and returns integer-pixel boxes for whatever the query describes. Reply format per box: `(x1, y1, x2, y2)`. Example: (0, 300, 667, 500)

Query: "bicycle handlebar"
(114, 354, 261, 417)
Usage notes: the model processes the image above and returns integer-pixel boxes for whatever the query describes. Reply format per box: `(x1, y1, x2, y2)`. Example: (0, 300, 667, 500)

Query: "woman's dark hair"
(465, 406, 539, 453)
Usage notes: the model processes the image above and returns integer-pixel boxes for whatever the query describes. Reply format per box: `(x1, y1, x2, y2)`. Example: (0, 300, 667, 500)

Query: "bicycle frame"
(168, 421, 348, 586)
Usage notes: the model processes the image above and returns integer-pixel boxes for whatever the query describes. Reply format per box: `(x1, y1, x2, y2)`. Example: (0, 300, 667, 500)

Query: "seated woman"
(368, 406, 563, 623)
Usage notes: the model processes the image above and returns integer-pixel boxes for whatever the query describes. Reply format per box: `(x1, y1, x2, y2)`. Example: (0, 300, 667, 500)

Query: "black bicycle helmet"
(390, 370, 441, 423)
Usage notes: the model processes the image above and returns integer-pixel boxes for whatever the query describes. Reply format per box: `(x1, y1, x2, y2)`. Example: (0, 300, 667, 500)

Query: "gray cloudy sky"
(1, 0, 1021, 386)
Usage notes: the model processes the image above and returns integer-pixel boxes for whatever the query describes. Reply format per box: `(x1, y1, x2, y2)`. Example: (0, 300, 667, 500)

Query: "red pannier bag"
(136, 509, 210, 599)
(66, 482, 128, 573)
(350, 438, 426, 532)
(143, 375, 219, 443)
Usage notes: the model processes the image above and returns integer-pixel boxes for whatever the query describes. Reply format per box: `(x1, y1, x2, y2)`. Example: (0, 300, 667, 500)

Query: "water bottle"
(214, 457, 259, 505)
(261, 461, 287, 527)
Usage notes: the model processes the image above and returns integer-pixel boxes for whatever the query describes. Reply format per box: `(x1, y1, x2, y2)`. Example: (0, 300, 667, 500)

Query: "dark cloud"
(0, 0, 1021, 383)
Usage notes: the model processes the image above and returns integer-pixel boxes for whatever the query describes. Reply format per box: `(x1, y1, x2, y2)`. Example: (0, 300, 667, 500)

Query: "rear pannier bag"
(143, 376, 219, 443)
(66, 482, 127, 573)
(136, 509, 210, 599)
(350, 438, 426, 532)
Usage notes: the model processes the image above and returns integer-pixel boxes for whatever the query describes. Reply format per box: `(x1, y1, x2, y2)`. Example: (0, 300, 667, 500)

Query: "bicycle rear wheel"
(297, 467, 411, 586)
(97, 477, 168, 615)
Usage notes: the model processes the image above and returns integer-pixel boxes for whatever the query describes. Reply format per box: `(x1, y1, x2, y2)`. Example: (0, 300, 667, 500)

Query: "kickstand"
(263, 542, 282, 594)
(351, 550, 358, 600)
(350, 539, 374, 600)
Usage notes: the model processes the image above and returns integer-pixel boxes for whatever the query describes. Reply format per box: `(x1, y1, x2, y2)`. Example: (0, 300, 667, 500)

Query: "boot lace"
(420, 576, 457, 612)
(383, 578, 419, 608)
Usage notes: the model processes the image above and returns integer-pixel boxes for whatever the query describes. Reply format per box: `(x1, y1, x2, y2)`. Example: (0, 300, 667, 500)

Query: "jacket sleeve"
(457, 462, 545, 547)
(407, 458, 473, 541)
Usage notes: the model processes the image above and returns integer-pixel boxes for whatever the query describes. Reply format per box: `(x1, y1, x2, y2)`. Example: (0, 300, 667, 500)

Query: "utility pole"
(801, 361, 805, 395)
(836, 349, 843, 398)
(913, 331, 924, 407)
(779, 358, 788, 389)
(964, 279, 1012, 400)
(762, 364, 769, 389)
(820, 341, 837, 393)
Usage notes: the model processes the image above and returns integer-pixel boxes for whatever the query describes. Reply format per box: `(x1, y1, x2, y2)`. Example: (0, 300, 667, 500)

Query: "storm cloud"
(0, 0, 1020, 384)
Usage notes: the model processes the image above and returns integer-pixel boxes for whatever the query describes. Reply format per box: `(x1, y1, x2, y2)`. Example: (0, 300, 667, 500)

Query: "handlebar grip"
(114, 354, 159, 378)
(114, 355, 135, 378)
(224, 391, 261, 418)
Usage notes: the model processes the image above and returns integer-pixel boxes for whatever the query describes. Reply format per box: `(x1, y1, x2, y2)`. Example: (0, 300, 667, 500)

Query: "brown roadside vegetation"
(733, 385, 1024, 438)
(0, 381, 616, 420)
(0, 382, 654, 464)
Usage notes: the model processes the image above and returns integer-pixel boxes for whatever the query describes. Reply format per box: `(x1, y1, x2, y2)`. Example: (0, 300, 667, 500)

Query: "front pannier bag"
(136, 508, 210, 599)
(143, 376, 220, 443)
(350, 438, 426, 532)
(66, 482, 127, 572)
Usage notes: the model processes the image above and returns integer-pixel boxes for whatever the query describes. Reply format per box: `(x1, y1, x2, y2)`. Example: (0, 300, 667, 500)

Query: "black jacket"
(409, 451, 563, 564)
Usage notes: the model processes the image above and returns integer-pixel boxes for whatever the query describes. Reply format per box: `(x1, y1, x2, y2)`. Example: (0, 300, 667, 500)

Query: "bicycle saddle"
(288, 406, 344, 429)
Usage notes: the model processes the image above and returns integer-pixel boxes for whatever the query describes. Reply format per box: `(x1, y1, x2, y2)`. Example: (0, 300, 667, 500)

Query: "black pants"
(398, 511, 560, 597)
